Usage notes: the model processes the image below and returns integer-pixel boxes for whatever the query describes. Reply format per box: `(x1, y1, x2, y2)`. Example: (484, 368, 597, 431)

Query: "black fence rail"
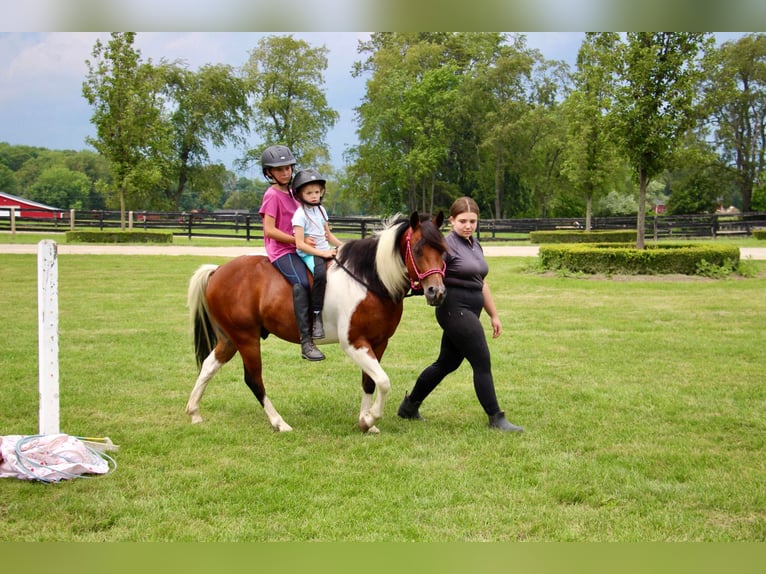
(2, 209, 766, 242)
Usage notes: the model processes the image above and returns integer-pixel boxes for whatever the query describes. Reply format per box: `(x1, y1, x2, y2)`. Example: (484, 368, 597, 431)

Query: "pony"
(185, 212, 447, 433)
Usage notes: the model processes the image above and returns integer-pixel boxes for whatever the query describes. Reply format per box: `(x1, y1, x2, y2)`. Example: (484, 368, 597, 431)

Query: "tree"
(28, 166, 91, 209)
(702, 33, 766, 212)
(82, 32, 168, 227)
(159, 62, 250, 209)
(242, 35, 338, 169)
(562, 33, 622, 229)
(610, 33, 712, 248)
(0, 163, 19, 195)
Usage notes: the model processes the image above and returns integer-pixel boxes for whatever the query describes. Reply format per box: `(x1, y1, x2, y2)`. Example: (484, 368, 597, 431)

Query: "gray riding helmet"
(261, 145, 296, 179)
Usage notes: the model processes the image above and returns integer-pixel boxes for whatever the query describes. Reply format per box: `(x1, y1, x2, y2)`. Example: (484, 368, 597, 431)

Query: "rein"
(404, 228, 446, 291)
(331, 255, 378, 294)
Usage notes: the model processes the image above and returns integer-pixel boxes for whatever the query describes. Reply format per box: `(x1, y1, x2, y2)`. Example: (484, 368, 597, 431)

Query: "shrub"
(753, 229, 766, 241)
(65, 230, 173, 244)
(530, 230, 637, 244)
(538, 243, 740, 276)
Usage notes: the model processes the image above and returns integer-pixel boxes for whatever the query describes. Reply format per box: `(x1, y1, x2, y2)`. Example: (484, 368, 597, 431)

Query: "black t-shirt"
(443, 231, 488, 291)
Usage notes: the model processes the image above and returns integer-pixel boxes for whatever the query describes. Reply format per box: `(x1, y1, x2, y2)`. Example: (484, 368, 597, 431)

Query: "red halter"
(404, 228, 446, 291)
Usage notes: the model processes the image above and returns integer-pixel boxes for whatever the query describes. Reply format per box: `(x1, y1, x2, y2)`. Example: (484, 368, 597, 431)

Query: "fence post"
(129, 210, 134, 230)
(38, 240, 60, 435)
(10, 205, 16, 235)
(70, 209, 75, 231)
(187, 213, 193, 240)
(246, 215, 251, 242)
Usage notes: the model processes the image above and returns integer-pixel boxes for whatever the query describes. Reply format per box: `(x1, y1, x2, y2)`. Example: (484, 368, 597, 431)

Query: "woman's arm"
(482, 281, 502, 338)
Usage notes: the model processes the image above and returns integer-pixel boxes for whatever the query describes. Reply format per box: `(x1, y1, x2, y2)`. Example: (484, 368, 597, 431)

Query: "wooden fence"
(2, 208, 766, 242)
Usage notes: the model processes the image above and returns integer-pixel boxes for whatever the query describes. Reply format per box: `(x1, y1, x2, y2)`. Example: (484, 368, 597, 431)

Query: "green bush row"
(530, 230, 637, 244)
(65, 230, 173, 244)
(754, 229, 766, 240)
(538, 242, 741, 275)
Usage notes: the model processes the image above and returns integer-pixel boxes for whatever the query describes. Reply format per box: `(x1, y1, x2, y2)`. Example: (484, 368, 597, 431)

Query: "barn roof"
(0, 191, 63, 212)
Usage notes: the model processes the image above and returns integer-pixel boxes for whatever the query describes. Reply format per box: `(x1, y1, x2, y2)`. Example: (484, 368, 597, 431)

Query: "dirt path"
(1, 242, 765, 259)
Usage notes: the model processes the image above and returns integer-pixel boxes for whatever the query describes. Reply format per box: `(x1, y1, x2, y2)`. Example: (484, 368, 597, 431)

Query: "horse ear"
(409, 211, 421, 229)
(434, 211, 444, 228)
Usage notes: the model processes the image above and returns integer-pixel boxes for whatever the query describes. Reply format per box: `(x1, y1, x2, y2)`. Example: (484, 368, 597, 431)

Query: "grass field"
(1, 252, 765, 542)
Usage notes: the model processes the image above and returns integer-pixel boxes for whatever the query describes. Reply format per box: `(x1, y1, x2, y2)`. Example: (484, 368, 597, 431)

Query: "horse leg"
(240, 343, 293, 432)
(186, 339, 237, 424)
(358, 372, 381, 434)
(344, 342, 390, 433)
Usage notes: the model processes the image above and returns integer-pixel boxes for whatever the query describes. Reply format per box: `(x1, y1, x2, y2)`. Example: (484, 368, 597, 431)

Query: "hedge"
(754, 229, 766, 240)
(530, 230, 637, 244)
(65, 230, 173, 244)
(538, 242, 740, 275)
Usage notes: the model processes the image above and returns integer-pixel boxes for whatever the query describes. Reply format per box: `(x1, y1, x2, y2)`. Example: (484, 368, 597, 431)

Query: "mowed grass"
(0, 253, 765, 541)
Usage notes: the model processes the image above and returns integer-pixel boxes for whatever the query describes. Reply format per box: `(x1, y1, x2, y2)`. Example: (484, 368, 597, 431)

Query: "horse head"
(403, 211, 447, 306)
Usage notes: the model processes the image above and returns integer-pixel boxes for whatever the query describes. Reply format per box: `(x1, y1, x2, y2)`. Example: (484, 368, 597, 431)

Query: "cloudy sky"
(0, 31, 749, 177)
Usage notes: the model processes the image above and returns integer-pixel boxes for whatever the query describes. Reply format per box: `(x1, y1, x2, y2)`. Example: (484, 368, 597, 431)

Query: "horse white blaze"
(186, 351, 223, 423)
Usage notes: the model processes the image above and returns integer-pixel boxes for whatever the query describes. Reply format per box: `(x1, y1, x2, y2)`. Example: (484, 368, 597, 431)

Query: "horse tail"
(188, 264, 219, 369)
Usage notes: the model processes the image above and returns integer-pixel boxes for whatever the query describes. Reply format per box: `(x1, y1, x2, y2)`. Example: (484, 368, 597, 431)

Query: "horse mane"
(335, 214, 409, 300)
(335, 213, 446, 301)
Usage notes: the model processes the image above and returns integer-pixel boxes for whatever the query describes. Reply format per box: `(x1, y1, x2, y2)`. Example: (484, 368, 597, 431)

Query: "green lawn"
(1, 253, 765, 541)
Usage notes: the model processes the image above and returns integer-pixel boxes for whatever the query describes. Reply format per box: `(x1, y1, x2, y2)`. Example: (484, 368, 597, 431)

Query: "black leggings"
(408, 286, 501, 416)
(310, 256, 327, 313)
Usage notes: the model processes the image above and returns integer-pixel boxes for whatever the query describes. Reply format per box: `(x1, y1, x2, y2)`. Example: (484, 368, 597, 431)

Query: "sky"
(0, 31, 750, 178)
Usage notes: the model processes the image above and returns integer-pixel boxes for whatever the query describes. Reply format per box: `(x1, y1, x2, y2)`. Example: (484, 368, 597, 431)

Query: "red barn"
(0, 191, 65, 219)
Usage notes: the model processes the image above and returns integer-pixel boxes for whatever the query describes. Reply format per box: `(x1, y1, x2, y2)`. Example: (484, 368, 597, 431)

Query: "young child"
(258, 145, 324, 361)
(291, 168, 343, 339)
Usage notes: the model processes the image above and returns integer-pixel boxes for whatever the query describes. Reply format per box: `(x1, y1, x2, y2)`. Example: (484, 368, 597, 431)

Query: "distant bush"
(65, 230, 173, 244)
(538, 243, 740, 276)
(753, 229, 766, 240)
(530, 230, 637, 244)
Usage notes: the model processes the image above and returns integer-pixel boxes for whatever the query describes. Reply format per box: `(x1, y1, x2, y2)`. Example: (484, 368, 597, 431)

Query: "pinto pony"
(185, 212, 447, 433)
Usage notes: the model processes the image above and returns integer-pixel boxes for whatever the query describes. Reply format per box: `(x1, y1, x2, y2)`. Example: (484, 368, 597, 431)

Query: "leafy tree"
(701, 33, 766, 211)
(242, 35, 338, 169)
(610, 33, 712, 248)
(159, 62, 251, 209)
(561, 33, 622, 228)
(28, 166, 90, 209)
(0, 142, 44, 172)
(0, 163, 19, 195)
(82, 32, 169, 227)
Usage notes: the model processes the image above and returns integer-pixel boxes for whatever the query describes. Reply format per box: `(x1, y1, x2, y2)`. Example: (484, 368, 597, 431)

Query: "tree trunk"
(636, 168, 648, 249)
(493, 155, 503, 219)
(119, 183, 127, 230)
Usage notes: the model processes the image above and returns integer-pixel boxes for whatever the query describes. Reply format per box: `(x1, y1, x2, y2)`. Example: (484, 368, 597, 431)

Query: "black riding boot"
(397, 392, 424, 420)
(488, 411, 523, 432)
(293, 284, 325, 361)
(312, 311, 325, 339)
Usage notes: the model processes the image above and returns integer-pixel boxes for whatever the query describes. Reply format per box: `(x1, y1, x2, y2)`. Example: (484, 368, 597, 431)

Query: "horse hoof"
(367, 426, 381, 434)
(358, 414, 379, 433)
(273, 421, 293, 432)
(190, 414, 204, 424)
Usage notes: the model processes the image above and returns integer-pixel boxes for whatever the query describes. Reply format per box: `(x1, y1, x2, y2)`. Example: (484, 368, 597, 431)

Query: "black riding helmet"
(261, 145, 296, 180)
(292, 168, 327, 205)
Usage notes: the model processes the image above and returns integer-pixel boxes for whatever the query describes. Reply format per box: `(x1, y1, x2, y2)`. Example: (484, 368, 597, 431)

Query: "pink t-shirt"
(259, 186, 300, 262)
